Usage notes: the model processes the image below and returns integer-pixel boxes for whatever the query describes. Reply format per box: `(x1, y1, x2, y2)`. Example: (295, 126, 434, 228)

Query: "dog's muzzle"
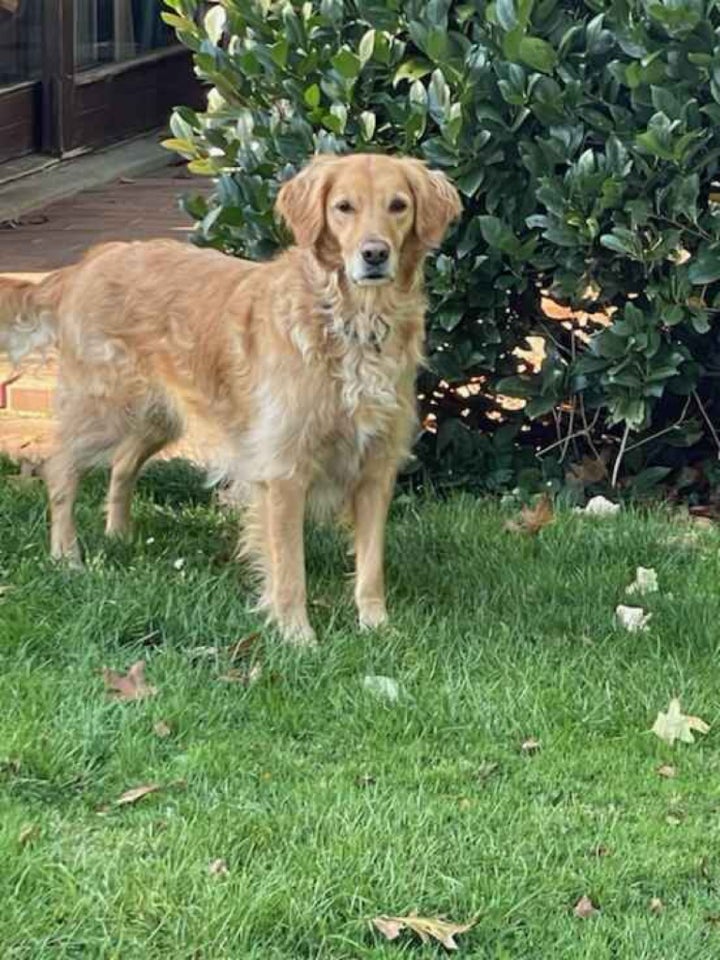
(352, 239, 393, 284)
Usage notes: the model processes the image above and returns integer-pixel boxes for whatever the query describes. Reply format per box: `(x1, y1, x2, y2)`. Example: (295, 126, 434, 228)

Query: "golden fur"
(0, 153, 460, 643)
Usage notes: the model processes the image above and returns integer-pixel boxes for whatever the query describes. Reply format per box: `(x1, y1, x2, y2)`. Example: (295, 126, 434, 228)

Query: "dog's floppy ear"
(276, 155, 337, 247)
(403, 160, 462, 249)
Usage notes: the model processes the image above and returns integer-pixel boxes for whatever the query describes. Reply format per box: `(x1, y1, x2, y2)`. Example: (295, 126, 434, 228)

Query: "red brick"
(7, 386, 54, 414)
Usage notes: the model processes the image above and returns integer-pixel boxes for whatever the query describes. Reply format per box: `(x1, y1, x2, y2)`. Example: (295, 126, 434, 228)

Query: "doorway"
(0, 0, 199, 164)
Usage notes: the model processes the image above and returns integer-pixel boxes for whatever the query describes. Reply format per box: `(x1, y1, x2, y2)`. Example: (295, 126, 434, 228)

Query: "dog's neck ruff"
(321, 300, 390, 353)
(312, 262, 422, 356)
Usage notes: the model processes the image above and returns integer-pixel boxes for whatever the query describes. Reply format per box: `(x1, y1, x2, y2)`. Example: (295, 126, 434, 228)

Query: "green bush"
(162, 0, 720, 498)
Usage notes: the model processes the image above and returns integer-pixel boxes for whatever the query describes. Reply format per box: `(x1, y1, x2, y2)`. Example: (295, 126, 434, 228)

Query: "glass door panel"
(74, 0, 175, 70)
(0, 0, 42, 85)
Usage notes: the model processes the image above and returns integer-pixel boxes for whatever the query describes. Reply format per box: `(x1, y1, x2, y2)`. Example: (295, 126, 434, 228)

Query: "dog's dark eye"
(389, 197, 408, 213)
(335, 200, 354, 213)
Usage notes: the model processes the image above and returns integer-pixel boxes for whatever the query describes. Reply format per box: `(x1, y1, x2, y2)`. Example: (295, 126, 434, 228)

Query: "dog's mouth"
(354, 272, 393, 286)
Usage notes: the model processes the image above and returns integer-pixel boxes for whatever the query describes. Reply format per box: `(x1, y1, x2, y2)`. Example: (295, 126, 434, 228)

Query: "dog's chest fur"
(218, 270, 424, 512)
(299, 295, 421, 514)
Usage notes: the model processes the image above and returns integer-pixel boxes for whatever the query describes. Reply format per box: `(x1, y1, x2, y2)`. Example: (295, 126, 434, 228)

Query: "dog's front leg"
(265, 476, 315, 645)
(352, 464, 396, 629)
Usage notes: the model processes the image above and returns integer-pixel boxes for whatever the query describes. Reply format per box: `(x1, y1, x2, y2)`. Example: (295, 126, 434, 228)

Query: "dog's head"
(276, 153, 461, 286)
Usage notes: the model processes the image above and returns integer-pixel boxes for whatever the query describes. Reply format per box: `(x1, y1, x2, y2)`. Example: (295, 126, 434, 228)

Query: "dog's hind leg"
(43, 404, 126, 564)
(105, 406, 180, 538)
(105, 434, 168, 538)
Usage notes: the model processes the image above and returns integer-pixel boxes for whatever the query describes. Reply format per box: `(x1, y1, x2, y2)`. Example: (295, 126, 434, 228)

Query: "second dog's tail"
(0, 271, 65, 365)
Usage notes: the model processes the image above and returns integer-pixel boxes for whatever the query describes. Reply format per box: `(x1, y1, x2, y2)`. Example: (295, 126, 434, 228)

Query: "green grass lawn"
(2, 459, 720, 958)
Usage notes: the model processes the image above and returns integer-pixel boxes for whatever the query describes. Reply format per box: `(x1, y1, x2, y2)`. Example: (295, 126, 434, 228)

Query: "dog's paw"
(272, 609, 317, 648)
(358, 602, 388, 630)
(279, 622, 318, 649)
(51, 549, 84, 570)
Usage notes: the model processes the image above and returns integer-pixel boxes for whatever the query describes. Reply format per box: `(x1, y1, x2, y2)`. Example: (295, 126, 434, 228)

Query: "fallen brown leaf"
(591, 844, 611, 858)
(371, 913, 475, 950)
(567, 454, 608, 487)
(476, 761, 500, 782)
(649, 897, 664, 915)
(228, 631, 261, 662)
(218, 663, 262, 685)
(372, 917, 404, 941)
(652, 698, 710, 745)
(657, 764, 677, 779)
(18, 823, 39, 847)
(505, 493, 554, 535)
(208, 858, 229, 877)
(103, 659, 157, 701)
(355, 774, 376, 788)
(574, 895, 599, 919)
(116, 783, 161, 806)
(0, 757, 21, 776)
(520, 737, 541, 754)
(153, 720, 172, 738)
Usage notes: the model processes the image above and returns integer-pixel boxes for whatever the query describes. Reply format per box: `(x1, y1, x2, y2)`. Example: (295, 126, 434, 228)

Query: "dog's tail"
(0, 271, 65, 365)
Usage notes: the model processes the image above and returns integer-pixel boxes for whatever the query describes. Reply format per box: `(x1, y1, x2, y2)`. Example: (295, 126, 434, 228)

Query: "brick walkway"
(0, 164, 206, 460)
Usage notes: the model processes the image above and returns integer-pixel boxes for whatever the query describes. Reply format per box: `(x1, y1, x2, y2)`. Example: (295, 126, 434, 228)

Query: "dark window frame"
(0, 1, 200, 162)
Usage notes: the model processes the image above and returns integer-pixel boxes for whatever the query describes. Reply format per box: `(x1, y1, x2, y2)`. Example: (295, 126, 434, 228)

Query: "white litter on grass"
(626, 566, 659, 596)
(615, 604, 652, 633)
(173, 557, 186, 571)
(576, 495, 621, 516)
(362, 675, 400, 703)
(652, 697, 710, 745)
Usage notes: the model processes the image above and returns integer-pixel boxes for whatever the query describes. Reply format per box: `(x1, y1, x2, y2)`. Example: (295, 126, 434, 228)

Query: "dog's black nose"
(361, 240, 390, 267)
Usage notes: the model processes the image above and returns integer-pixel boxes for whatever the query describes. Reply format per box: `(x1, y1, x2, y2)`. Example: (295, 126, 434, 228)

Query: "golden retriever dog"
(0, 154, 460, 643)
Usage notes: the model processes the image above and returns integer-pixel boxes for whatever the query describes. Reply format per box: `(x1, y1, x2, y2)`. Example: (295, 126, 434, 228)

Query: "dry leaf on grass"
(625, 567, 659, 596)
(219, 663, 263, 685)
(574, 895, 599, 919)
(520, 737, 541, 754)
(116, 783, 161, 806)
(576, 495, 620, 517)
(657, 764, 677, 779)
(18, 823, 40, 847)
(505, 493, 554, 535)
(371, 913, 475, 950)
(103, 660, 157, 701)
(652, 698, 710, 745)
(228, 631, 261, 662)
(476, 761, 500, 781)
(208, 858, 229, 878)
(355, 774, 377, 788)
(187, 633, 261, 665)
(649, 897, 664, 915)
(153, 720, 172, 738)
(615, 605, 651, 633)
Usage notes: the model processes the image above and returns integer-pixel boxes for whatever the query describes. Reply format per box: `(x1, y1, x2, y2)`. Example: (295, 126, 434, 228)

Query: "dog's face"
(276, 154, 461, 285)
